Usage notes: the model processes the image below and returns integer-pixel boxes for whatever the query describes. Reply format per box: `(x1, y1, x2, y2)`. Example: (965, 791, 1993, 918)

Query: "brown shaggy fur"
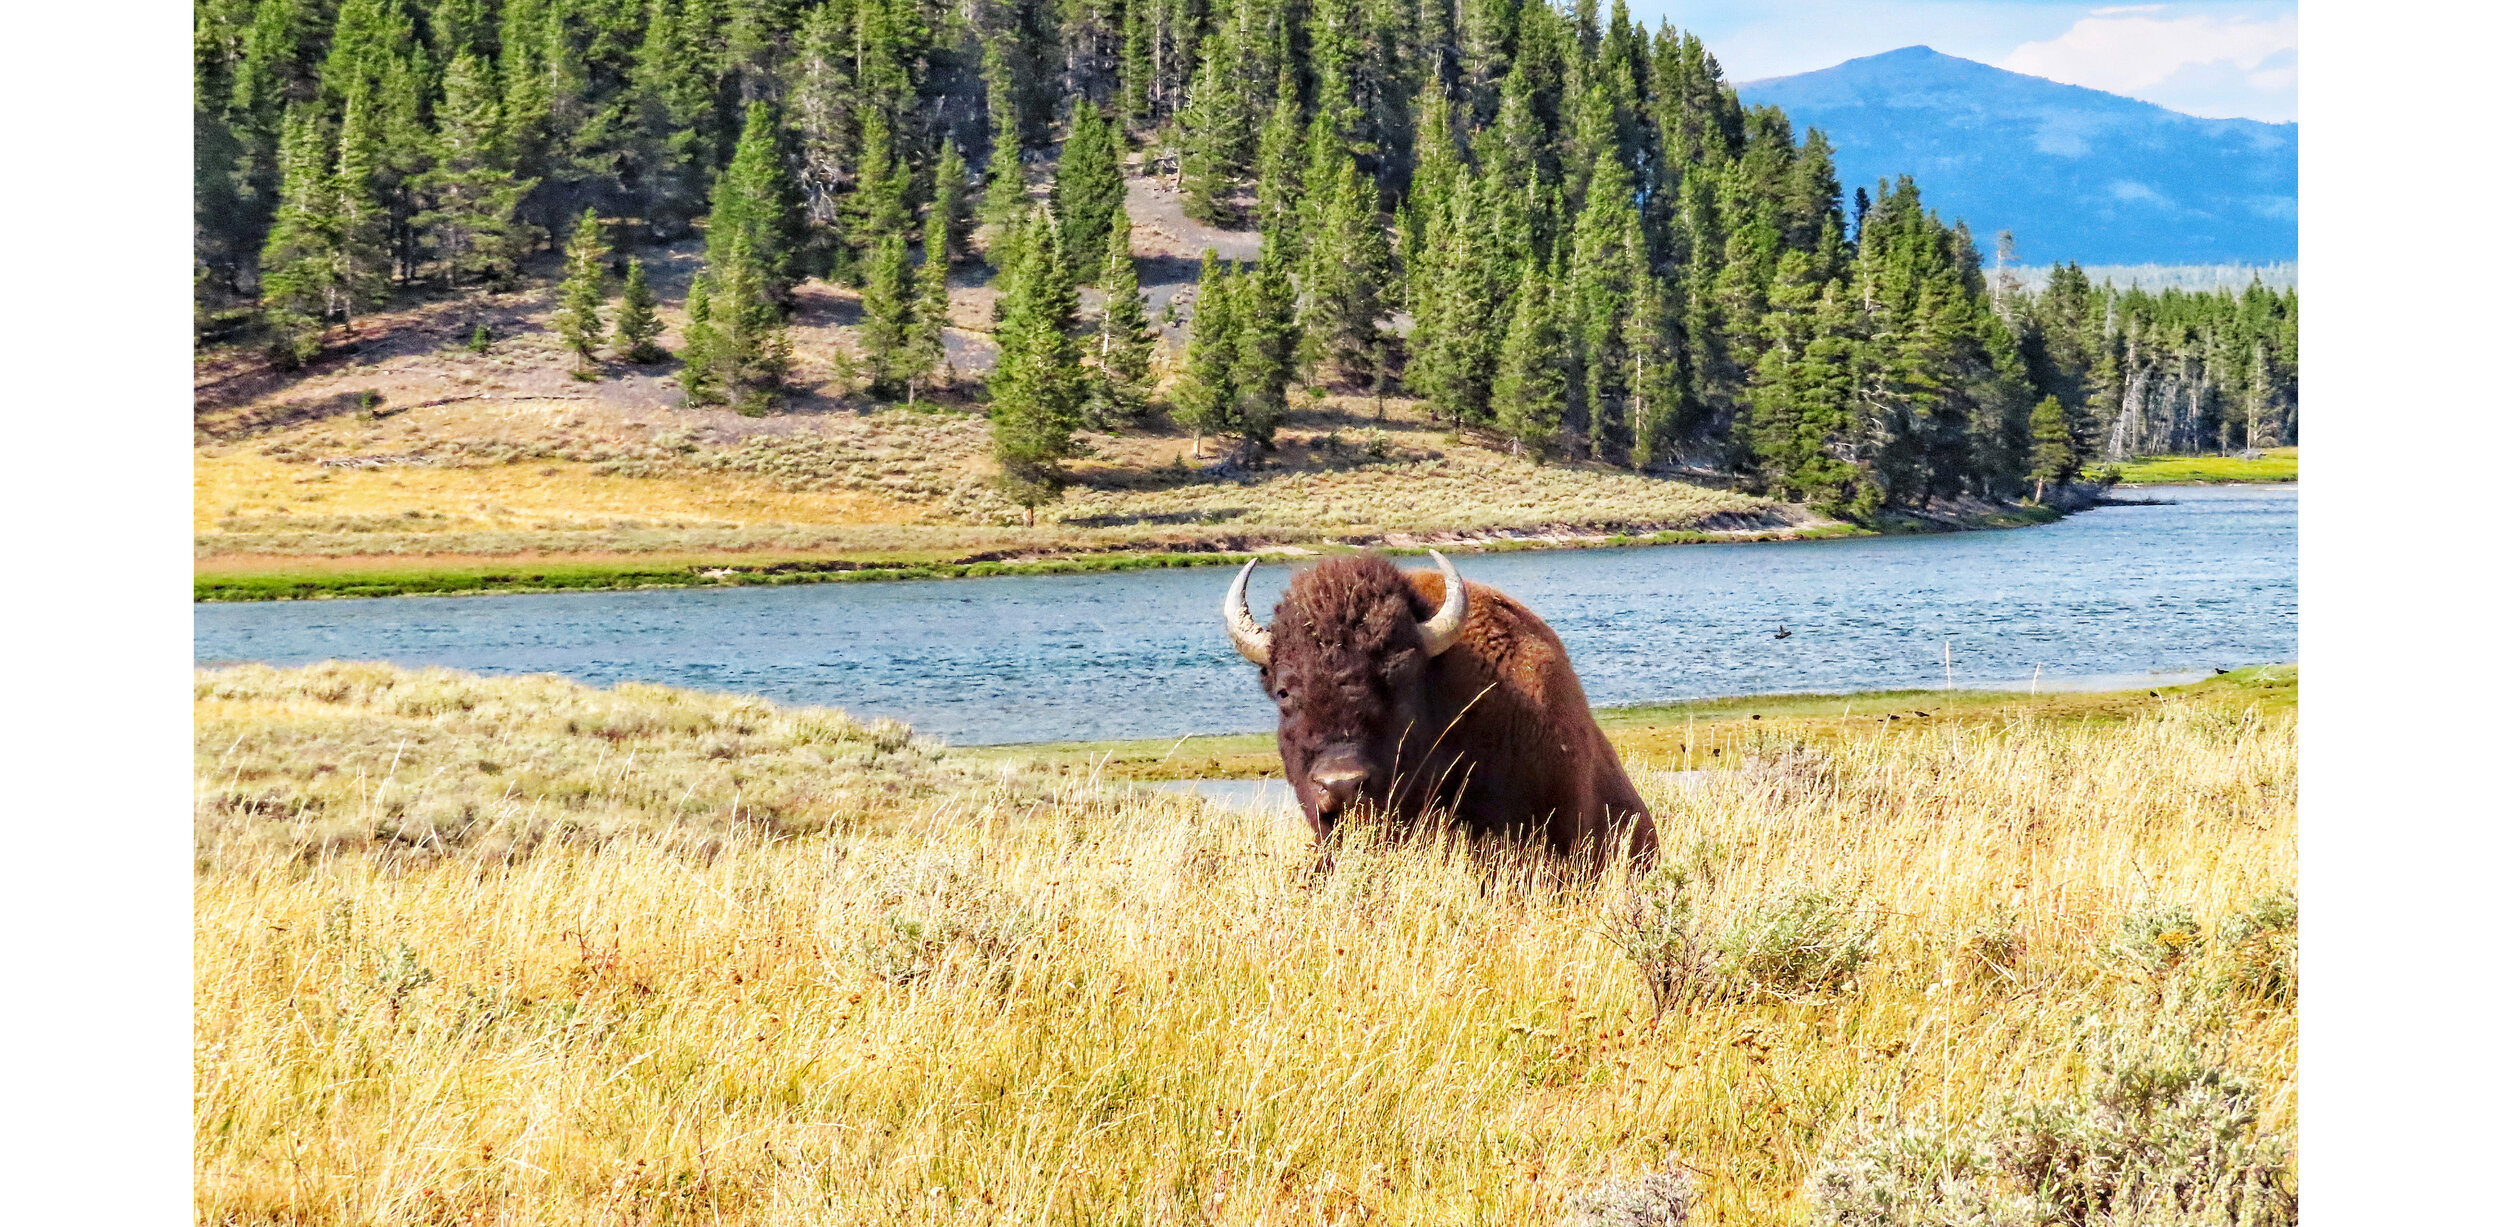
(1254, 553, 1655, 866)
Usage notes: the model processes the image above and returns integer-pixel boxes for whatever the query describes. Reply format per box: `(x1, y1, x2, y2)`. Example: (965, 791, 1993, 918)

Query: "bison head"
(1223, 551, 1468, 834)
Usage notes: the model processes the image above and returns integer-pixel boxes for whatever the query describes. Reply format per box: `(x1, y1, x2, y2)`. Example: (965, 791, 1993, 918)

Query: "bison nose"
(1310, 758, 1372, 815)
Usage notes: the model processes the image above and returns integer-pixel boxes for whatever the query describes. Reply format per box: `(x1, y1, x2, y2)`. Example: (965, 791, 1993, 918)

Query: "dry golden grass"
(193, 449, 922, 536)
(195, 378, 1798, 569)
(195, 666, 2293, 1224)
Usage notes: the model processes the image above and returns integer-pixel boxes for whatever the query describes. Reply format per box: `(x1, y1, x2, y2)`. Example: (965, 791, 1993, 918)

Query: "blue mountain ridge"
(1738, 46, 2295, 266)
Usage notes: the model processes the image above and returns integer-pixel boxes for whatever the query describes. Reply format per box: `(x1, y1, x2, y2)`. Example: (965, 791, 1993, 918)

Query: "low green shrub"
(1716, 888, 1879, 1001)
(1807, 1022, 2296, 1226)
(1562, 1167, 1697, 1226)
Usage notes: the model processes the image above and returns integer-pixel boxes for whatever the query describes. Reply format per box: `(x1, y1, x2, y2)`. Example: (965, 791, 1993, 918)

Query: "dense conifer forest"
(194, 0, 2298, 518)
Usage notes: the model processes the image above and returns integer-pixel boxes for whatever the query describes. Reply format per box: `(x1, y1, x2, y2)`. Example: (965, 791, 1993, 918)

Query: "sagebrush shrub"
(1603, 878, 1706, 1014)
(1960, 908, 2027, 990)
(1717, 889, 1878, 1001)
(2111, 902, 2205, 976)
(1604, 840, 1730, 1012)
(1562, 1167, 1697, 1227)
(2217, 892, 2297, 1005)
(855, 852, 1036, 990)
(1807, 1023, 2296, 1227)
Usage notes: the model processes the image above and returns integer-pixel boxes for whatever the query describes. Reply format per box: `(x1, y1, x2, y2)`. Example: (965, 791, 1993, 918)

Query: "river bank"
(194, 502, 2060, 601)
(965, 665, 2298, 781)
(2116, 447, 2298, 484)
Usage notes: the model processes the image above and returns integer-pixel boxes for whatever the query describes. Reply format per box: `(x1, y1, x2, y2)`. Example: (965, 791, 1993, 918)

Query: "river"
(194, 484, 2295, 744)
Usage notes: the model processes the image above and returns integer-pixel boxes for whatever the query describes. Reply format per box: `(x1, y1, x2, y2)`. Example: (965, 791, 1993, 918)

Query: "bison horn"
(1418, 549, 1468, 657)
(1223, 558, 1272, 666)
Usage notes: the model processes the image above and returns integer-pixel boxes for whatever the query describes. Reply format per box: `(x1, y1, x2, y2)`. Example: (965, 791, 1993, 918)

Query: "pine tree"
(627, 0, 726, 236)
(259, 105, 340, 367)
(853, 106, 913, 244)
(931, 137, 972, 266)
(904, 206, 953, 403)
(1053, 100, 1126, 284)
(1253, 71, 1304, 236)
(1172, 251, 1239, 453)
(678, 274, 718, 404)
(612, 257, 665, 362)
(552, 207, 609, 374)
(2027, 395, 2075, 500)
(1409, 171, 1502, 427)
(680, 233, 793, 414)
(859, 231, 915, 393)
(1402, 83, 1465, 311)
(331, 88, 392, 316)
(1566, 149, 1648, 458)
(1491, 263, 1571, 458)
(1298, 153, 1388, 388)
(1174, 20, 1252, 223)
(1091, 203, 1155, 420)
(988, 220, 1086, 521)
(1231, 255, 1299, 456)
(1623, 275, 1683, 467)
(416, 51, 537, 287)
(709, 101, 804, 305)
(981, 43, 1028, 229)
(1118, 0, 1152, 131)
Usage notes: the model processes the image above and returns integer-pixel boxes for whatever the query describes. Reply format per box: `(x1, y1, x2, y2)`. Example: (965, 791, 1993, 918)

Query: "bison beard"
(1224, 551, 1657, 867)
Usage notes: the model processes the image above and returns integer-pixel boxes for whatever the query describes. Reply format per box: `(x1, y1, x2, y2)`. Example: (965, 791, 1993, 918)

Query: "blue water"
(194, 485, 2296, 744)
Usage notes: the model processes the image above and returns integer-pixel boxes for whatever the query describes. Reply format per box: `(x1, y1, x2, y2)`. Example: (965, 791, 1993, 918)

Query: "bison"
(1222, 550, 1656, 866)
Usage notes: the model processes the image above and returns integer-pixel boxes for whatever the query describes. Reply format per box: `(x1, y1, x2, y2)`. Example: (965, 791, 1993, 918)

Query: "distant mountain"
(1740, 46, 2295, 267)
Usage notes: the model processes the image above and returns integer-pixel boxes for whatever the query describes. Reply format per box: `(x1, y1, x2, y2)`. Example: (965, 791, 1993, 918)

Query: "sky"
(1630, 1, 2298, 123)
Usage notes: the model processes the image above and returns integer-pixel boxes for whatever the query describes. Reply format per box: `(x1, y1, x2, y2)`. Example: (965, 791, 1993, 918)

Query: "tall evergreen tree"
(1172, 251, 1240, 453)
(1052, 100, 1127, 284)
(612, 257, 665, 363)
(1491, 263, 1570, 458)
(853, 106, 913, 244)
(903, 205, 954, 402)
(931, 137, 973, 265)
(258, 105, 342, 366)
(1231, 254, 1300, 455)
(980, 43, 1028, 228)
(988, 219, 1085, 519)
(1092, 204, 1155, 420)
(416, 52, 536, 286)
(1253, 71, 1306, 236)
(709, 101, 805, 304)
(331, 88, 392, 313)
(552, 207, 609, 373)
(1409, 171, 1502, 426)
(1174, 20, 1252, 223)
(858, 230, 916, 393)
(1565, 148, 1648, 457)
(2027, 395, 2076, 500)
(680, 233, 793, 413)
(1298, 152, 1389, 388)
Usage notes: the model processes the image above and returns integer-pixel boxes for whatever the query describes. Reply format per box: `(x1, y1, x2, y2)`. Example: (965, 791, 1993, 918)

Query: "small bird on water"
(1773, 625, 1793, 639)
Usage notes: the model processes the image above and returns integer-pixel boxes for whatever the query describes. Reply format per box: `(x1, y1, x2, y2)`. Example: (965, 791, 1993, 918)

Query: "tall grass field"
(196, 664, 2296, 1224)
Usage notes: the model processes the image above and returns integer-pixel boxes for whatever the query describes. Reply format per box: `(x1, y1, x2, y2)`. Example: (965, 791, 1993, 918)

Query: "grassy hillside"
(196, 664, 2296, 1224)
(198, 181, 2106, 602)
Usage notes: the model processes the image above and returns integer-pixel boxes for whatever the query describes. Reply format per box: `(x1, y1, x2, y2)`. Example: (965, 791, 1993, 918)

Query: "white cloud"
(2003, 10, 2298, 121)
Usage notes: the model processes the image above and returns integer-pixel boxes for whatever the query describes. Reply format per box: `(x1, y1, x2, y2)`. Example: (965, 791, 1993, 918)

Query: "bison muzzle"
(1223, 550, 1656, 866)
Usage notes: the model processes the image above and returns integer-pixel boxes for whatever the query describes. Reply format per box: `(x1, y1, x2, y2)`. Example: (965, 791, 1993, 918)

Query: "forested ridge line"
(195, 0, 2298, 521)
